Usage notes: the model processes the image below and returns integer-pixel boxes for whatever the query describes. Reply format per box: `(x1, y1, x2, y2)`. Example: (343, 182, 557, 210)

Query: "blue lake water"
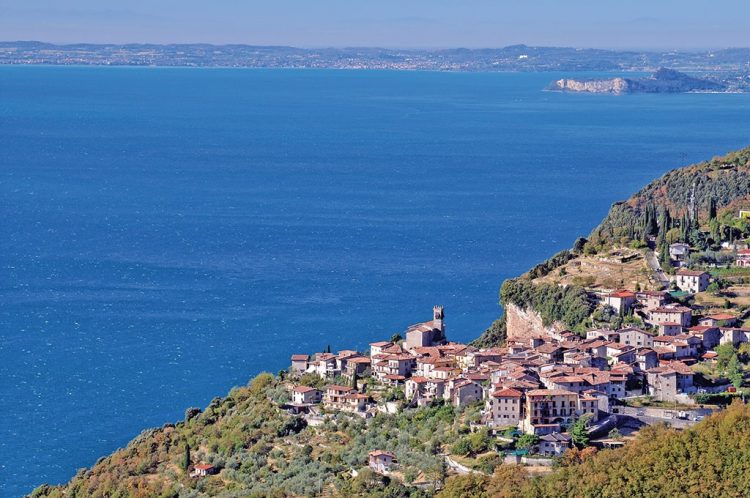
(2, 66, 750, 495)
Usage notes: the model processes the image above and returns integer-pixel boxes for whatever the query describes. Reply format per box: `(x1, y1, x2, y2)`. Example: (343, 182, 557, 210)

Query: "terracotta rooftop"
(527, 389, 577, 397)
(491, 388, 523, 398)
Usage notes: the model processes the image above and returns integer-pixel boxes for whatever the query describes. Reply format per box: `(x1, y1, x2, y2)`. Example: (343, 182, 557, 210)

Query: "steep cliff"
(554, 76, 630, 94)
(551, 67, 726, 94)
(504, 303, 566, 341)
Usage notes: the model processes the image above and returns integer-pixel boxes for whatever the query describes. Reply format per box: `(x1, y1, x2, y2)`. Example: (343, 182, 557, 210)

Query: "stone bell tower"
(433, 305, 445, 338)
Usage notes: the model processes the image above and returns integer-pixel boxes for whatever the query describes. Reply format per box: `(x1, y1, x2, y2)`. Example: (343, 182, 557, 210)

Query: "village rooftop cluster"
(274, 224, 750, 471)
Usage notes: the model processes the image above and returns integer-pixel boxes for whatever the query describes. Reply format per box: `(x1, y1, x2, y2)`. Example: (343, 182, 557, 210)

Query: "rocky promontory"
(551, 67, 727, 94)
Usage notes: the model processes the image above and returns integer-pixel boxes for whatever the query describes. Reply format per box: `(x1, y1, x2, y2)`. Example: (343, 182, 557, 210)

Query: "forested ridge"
(590, 146, 750, 249)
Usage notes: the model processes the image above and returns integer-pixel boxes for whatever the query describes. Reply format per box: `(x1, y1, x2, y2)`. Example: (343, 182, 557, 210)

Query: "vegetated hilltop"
(473, 146, 750, 348)
(590, 146, 750, 249)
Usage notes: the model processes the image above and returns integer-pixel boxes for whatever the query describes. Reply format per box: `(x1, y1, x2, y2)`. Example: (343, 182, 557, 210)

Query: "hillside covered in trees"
(474, 146, 750, 348)
(32, 375, 750, 498)
(31, 373, 461, 498)
(438, 400, 750, 498)
(590, 146, 750, 250)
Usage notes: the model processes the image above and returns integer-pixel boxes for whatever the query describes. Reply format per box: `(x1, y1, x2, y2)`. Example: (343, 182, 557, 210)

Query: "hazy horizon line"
(4, 39, 747, 53)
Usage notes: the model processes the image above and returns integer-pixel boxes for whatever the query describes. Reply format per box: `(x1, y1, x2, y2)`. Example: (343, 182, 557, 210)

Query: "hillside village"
(282, 205, 750, 478)
(31, 148, 750, 497)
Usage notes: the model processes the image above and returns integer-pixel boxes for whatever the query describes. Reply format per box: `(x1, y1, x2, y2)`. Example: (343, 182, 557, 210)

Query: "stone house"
(604, 290, 637, 314)
(635, 348, 658, 372)
(292, 386, 322, 405)
(619, 327, 654, 348)
(368, 450, 396, 473)
(636, 290, 668, 311)
(671, 269, 710, 293)
(290, 354, 310, 374)
(688, 326, 721, 350)
(699, 313, 738, 328)
(486, 387, 523, 427)
(658, 322, 682, 336)
(650, 305, 692, 328)
(646, 363, 694, 402)
(449, 379, 484, 407)
(539, 432, 572, 456)
(719, 327, 750, 346)
(345, 356, 372, 378)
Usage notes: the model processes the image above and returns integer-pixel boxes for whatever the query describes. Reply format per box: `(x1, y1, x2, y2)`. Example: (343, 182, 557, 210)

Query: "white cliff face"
(554, 77, 630, 94)
(505, 303, 565, 341)
(552, 69, 725, 95)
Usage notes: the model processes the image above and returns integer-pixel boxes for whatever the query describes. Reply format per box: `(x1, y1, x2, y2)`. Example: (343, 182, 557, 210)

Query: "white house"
(671, 269, 710, 294)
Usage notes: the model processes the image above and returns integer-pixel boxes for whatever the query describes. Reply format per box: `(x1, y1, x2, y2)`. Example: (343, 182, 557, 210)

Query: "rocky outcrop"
(550, 68, 726, 94)
(505, 303, 565, 341)
(554, 77, 630, 94)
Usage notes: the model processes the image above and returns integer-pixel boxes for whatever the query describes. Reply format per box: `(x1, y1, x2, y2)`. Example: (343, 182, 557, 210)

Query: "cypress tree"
(708, 197, 717, 220)
(182, 443, 191, 471)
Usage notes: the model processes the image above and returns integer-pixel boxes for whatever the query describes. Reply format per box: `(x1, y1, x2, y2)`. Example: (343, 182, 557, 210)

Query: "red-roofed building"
(190, 464, 217, 478)
(369, 450, 396, 473)
(292, 385, 322, 405)
(324, 385, 356, 409)
(699, 313, 738, 328)
(524, 389, 578, 432)
(688, 326, 721, 349)
(604, 290, 637, 314)
(290, 354, 309, 374)
(486, 388, 523, 426)
(736, 249, 750, 268)
(369, 341, 393, 358)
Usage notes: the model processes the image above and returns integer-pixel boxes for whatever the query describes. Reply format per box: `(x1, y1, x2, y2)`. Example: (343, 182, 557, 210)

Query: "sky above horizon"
(1, 0, 749, 50)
